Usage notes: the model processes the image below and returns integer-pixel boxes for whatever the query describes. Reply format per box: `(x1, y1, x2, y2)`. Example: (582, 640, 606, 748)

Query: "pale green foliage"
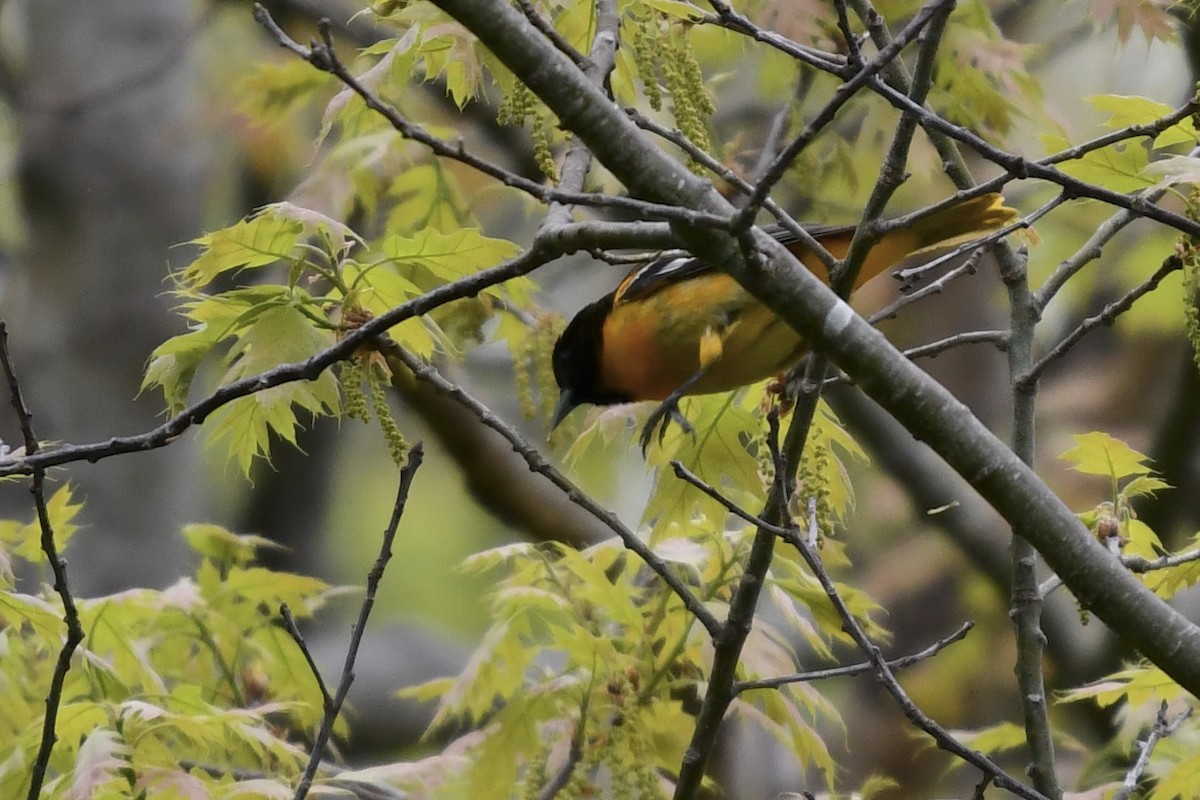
(933, 0, 1042, 138)
(1041, 92, 1200, 195)
(144, 202, 526, 475)
(408, 390, 871, 795)
(565, 393, 864, 543)
(1054, 433, 1200, 796)
(0, 484, 83, 566)
(396, 531, 883, 795)
(1060, 431, 1171, 561)
(0, 504, 344, 799)
(1181, 185, 1200, 379)
(115, 0, 1200, 796)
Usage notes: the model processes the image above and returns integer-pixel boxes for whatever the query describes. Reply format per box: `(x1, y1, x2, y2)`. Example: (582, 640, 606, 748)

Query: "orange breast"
(598, 274, 807, 401)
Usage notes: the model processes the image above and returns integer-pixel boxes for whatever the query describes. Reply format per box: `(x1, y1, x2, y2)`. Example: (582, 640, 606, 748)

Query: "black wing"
(612, 221, 854, 304)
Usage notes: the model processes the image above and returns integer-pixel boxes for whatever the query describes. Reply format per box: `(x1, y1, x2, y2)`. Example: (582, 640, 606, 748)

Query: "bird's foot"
(639, 397, 694, 455)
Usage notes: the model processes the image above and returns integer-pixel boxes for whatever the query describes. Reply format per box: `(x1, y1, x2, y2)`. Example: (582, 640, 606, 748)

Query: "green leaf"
(860, 775, 901, 799)
(1086, 94, 1198, 149)
(204, 301, 340, 475)
(182, 523, 284, 567)
(1145, 545, 1200, 597)
(1151, 748, 1200, 800)
(374, 227, 522, 287)
(394, 676, 456, 703)
(237, 59, 332, 126)
(143, 285, 302, 414)
(184, 210, 305, 288)
(1042, 132, 1154, 193)
(1144, 155, 1200, 189)
(385, 162, 470, 234)
(0, 591, 64, 640)
(729, 695, 836, 786)
(640, 390, 765, 539)
(1124, 518, 1164, 560)
(1123, 474, 1172, 499)
(416, 28, 485, 108)
(1059, 431, 1154, 480)
(209, 567, 331, 617)
(952, 720, 1028, 756)
(0, 483, 83, 561)
(1059, 663, 1182, 708)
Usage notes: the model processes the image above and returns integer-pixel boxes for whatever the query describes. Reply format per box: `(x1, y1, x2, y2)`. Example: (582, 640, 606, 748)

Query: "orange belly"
(598, 275, 807, 401)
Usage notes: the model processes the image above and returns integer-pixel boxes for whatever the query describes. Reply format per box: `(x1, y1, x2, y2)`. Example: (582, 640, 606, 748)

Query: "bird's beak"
(550, 389, 577, 431)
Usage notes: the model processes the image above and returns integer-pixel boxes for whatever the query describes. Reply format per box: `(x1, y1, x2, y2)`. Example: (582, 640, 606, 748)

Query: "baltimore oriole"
(551, 193, 1018, 448)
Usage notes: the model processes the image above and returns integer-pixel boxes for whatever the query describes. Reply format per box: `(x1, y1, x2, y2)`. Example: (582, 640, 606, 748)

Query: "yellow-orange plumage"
(551, 193, 1019, 428)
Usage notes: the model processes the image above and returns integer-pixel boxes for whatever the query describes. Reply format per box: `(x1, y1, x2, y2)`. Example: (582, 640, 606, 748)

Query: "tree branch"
(0, 323, 86, 800)
(1001, 239, 1061, 796)
(253, 5, 732, 231)
(734, 621, 975, 692)
(1020, 253, 1184, 389)
(780, 500, 1048, 800)
(1113, 702, 1194, 800)
(425, 0, 1200, 696)
(868, 78, 1200, 238)
(374, 341, 723, 639)
(0, 220, 670, 480)
(292, 444, 425, 800)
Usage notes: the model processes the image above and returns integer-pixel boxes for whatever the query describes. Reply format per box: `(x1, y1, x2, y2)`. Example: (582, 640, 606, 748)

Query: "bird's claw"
(639, 398, 694, 455)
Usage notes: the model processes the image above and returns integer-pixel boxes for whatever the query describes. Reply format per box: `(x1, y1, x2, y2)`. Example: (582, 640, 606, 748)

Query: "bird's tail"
(903, 192, 1020, 256)
(803, 192, 1020, 289)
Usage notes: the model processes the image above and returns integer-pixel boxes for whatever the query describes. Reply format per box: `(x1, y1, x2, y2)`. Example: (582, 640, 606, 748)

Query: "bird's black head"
(551, 294, 630, 428)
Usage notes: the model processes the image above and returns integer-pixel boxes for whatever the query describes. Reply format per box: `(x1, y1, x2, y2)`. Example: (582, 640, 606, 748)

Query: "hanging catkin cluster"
(627, 13, 714, 171)
(340, 352, 410, 466)
(514, 311, 566, 424)
(1181, 185, 1200, 378)
(498, 80, 559, 182)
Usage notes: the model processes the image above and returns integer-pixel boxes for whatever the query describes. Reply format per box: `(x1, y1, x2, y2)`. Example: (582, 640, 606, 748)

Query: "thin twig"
(535, 735, 584, 800)
(1114, 702, 1194, 800)
(900, 330, 1010, 362)
(972, 774, 996, 800)
(697, 3, 846, 74)
(293, 444, 424, 800)
(1034, 147, 1197, 311)
(734, 621, 975, 692)
(670, 459, 797, 537)
(1, 323, 86, 800)
(376, 341, 723, 638)
(0, 220, 674, 481)
(886, 195, 1061, 292)
(624, 107, 820, 261)
(829, 0, 954, 297)
(868, 78, 1200, 238)
(832, 0, 865, 69)
(1020, 254, 1184, 389)
(1040, 546, 1200, 598)
(279, 603, 334, 708)
(1002, 232, 1060, 796)
(735, 0, 954, 230)
(541, 0, 618, 229)
(252, 5, 732, 232)
(1035, 191, 1168, 312)
(779, 510, 1049, 800)
(514, 0, 587, 65)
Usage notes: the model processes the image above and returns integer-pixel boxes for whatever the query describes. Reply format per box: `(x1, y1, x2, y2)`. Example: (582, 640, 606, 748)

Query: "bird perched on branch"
(551, 193, 1019, 451)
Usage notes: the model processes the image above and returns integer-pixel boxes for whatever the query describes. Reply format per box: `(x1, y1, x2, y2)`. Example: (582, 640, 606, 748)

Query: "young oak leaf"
(1059, 431, 1154, 480)
(1087, 94, 1199, 149)
(204, 301, 340, 475)
(0, 483, 83, 561)
(1041, 132, 1154, 193)
(184, 210, 304, 288)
